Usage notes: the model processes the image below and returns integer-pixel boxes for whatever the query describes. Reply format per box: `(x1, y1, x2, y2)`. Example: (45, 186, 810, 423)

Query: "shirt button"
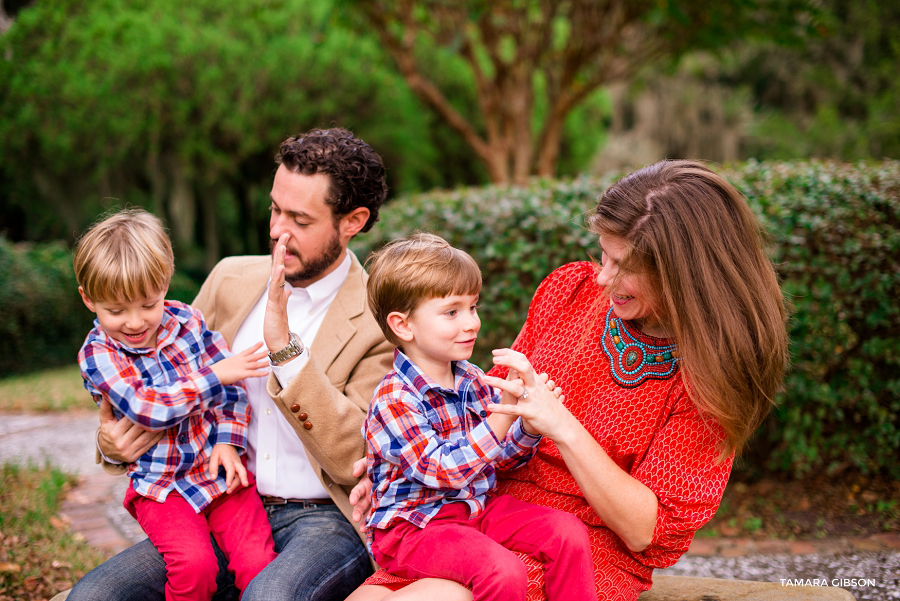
(298, 413, 308, 421)
(303, 421, 313, 430)
(264, 453, 270, 460)
(290, 404, 301, 413)
(178, 435, 188, 444)
(480, 410, 488, 417)
(266, 409, 272, 415)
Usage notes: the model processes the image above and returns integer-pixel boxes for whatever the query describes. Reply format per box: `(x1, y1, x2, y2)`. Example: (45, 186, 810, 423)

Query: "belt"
(259, 495, 334, 508)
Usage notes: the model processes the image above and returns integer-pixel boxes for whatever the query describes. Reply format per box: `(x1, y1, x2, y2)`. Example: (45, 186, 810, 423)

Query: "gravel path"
(0, 411, 101, 474)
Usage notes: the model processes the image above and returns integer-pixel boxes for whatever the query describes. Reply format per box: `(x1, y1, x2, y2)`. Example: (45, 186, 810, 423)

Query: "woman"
(346, 160, 788, 601)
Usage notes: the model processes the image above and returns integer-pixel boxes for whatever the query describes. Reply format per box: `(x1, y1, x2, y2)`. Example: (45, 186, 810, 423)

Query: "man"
(66, 128, 394, 601)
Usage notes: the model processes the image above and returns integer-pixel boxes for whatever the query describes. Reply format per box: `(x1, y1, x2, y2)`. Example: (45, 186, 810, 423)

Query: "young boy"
(74, 208, 276, 601)
(363, 233, 595, 601)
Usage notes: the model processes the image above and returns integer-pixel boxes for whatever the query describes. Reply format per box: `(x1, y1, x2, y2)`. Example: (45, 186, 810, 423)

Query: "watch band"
(268, 332, 305, 364)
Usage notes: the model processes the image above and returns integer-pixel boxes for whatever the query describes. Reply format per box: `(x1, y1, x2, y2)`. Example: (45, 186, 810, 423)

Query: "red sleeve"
(488, 262, 597, 379)
(631, 385, 733, 568)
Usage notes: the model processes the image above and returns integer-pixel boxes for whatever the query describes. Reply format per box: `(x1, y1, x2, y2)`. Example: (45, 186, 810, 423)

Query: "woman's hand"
(263, 233, 294, 359)
(483, 348, 577, 442)
(349, 457, 373, 531)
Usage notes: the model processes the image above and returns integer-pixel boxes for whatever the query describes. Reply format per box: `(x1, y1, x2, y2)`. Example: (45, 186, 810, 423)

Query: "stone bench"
(51, 575, 854, 601)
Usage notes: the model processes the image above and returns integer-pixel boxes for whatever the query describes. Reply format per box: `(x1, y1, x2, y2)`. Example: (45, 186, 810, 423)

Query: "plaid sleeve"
(195, 313, 250, 449)
(493, 417, 542, 470)
(367, 384, 504, 490)
(79, 341, 221, 431)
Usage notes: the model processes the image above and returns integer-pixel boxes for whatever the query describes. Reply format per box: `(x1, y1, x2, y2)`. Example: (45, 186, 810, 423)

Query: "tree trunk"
(168, 164, 196, 253)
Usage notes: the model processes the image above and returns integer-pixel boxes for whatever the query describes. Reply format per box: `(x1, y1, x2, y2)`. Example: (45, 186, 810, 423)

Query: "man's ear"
(339, 207, 370, 240)
(78, 286, 96, 313)
(386, 311, 413, 342)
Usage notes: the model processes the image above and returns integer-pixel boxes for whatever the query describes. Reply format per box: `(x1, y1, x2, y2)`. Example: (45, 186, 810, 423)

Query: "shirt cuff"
(509, 417, 542, 449)
(271, 345, 309, 389)
(96, 429, 124, 465)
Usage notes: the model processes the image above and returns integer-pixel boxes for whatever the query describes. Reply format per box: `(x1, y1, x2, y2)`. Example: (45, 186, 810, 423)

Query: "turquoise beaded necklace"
(601, 306, 680, 388)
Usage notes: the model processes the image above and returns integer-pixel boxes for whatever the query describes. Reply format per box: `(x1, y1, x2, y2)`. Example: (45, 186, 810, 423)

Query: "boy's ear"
(78, 286, 96, 313)
(386, 311, 414, 342)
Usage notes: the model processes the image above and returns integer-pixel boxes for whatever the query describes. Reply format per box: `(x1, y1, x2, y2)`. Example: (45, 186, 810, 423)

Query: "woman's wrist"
(546, 410, 582, 447)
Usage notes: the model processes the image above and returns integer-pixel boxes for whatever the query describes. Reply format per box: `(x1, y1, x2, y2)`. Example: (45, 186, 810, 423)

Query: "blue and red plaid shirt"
(78, 300, 251, 512)
(364, 349, 542, 536)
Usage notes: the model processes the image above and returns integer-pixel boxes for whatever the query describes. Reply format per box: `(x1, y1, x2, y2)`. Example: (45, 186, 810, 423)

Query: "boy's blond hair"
(74, 208, 174, 302)
(366, 233, 481, 346)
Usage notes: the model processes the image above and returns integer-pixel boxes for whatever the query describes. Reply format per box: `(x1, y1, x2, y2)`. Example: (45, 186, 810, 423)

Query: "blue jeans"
(68, 503, 371, 601)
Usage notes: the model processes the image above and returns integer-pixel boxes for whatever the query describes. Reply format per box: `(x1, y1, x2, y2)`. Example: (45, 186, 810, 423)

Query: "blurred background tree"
(337, 0, 815, 185)
(0, 0, 492, 274)
(593, 0, 900, 171)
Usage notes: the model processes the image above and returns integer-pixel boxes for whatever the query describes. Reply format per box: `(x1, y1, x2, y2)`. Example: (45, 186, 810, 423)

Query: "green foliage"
(0, 0, 480, 265)
(0, 238, 92, 378)
(732, 0, 900, 161)
(724, 160, 900, 477)
(353, 160, 900, 477)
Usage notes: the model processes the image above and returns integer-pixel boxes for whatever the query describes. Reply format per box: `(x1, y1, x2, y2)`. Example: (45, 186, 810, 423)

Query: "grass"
(0, 365, 94, 412)
(0, 463, 107, 600)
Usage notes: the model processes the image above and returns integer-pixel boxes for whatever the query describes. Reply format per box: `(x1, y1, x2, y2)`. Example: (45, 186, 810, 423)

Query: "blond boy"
(74, 208, 275, 601)
(362, 233, 594, 601)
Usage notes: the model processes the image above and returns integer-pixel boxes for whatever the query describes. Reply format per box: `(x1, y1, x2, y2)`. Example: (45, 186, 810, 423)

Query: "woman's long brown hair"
(588, 160, 789, 459)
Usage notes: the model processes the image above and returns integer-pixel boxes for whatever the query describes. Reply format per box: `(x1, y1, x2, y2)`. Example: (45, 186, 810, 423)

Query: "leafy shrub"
(353, 160, 900, 477)
(0, 239, 92, 377)
(0, 238, 200, 378)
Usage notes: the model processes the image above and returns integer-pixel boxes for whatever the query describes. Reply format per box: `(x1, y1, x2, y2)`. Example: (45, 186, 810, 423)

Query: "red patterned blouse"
(364, 262, 733, 601)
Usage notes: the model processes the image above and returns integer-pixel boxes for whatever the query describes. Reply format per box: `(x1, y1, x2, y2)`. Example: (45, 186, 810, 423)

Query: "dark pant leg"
(241, 503, 371, 601)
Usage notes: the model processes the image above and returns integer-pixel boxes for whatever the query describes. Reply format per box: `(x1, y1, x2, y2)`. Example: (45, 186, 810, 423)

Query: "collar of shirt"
(391, 348, 480, 401)
(89, 301, 191, 356)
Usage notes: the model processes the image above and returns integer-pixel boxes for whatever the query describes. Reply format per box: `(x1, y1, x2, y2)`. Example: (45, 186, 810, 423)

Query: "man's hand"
(210, 342, 269, 385)
(263, 233, 293, 357)
(98, 397, 164, 462)
(209, 444, 249, 494)
(349, 457, 372, 531)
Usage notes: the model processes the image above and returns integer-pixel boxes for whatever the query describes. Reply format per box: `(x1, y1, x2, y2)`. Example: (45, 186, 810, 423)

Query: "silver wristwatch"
(268, 332, 305, 364)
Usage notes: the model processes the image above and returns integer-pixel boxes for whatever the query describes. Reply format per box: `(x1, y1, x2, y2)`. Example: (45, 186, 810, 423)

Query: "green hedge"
(352, 160, 900, 477)
(0, 239, 200, 378)
(0, 239, 92, 376)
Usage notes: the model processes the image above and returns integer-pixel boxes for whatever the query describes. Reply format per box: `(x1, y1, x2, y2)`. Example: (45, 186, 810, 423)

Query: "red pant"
(372, 494, 595, 601)
(125, 481, 276, 601)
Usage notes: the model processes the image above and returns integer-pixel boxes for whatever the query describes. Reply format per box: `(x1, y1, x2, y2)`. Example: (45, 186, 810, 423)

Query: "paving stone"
(850, 537, 887, 552)
(686, 538, 719, 556)
(755, 540, 791, 555)
(786, 541, 817, 555)
(869, 532, 900, 549)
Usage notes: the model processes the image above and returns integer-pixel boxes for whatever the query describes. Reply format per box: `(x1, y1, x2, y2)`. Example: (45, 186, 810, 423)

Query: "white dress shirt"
(230, 253, 352, 499)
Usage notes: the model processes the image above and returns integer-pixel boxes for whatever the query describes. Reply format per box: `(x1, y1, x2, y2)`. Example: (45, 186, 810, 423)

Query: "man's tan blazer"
(99, 250, 393, 545)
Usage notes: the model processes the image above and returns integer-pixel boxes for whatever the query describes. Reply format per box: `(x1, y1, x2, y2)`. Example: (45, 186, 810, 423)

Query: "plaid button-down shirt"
(79, 300, 250, 512)
(364, 349, 542, 535)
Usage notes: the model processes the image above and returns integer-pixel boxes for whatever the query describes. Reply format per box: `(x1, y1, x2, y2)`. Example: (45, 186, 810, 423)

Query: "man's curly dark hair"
(275, 128, 388, 233)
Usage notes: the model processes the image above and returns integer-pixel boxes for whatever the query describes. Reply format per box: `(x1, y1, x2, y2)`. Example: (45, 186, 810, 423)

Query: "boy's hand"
(495, 368, 525, 406)
(209, 444, 249, 494)
(210, 342, 268, 385)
